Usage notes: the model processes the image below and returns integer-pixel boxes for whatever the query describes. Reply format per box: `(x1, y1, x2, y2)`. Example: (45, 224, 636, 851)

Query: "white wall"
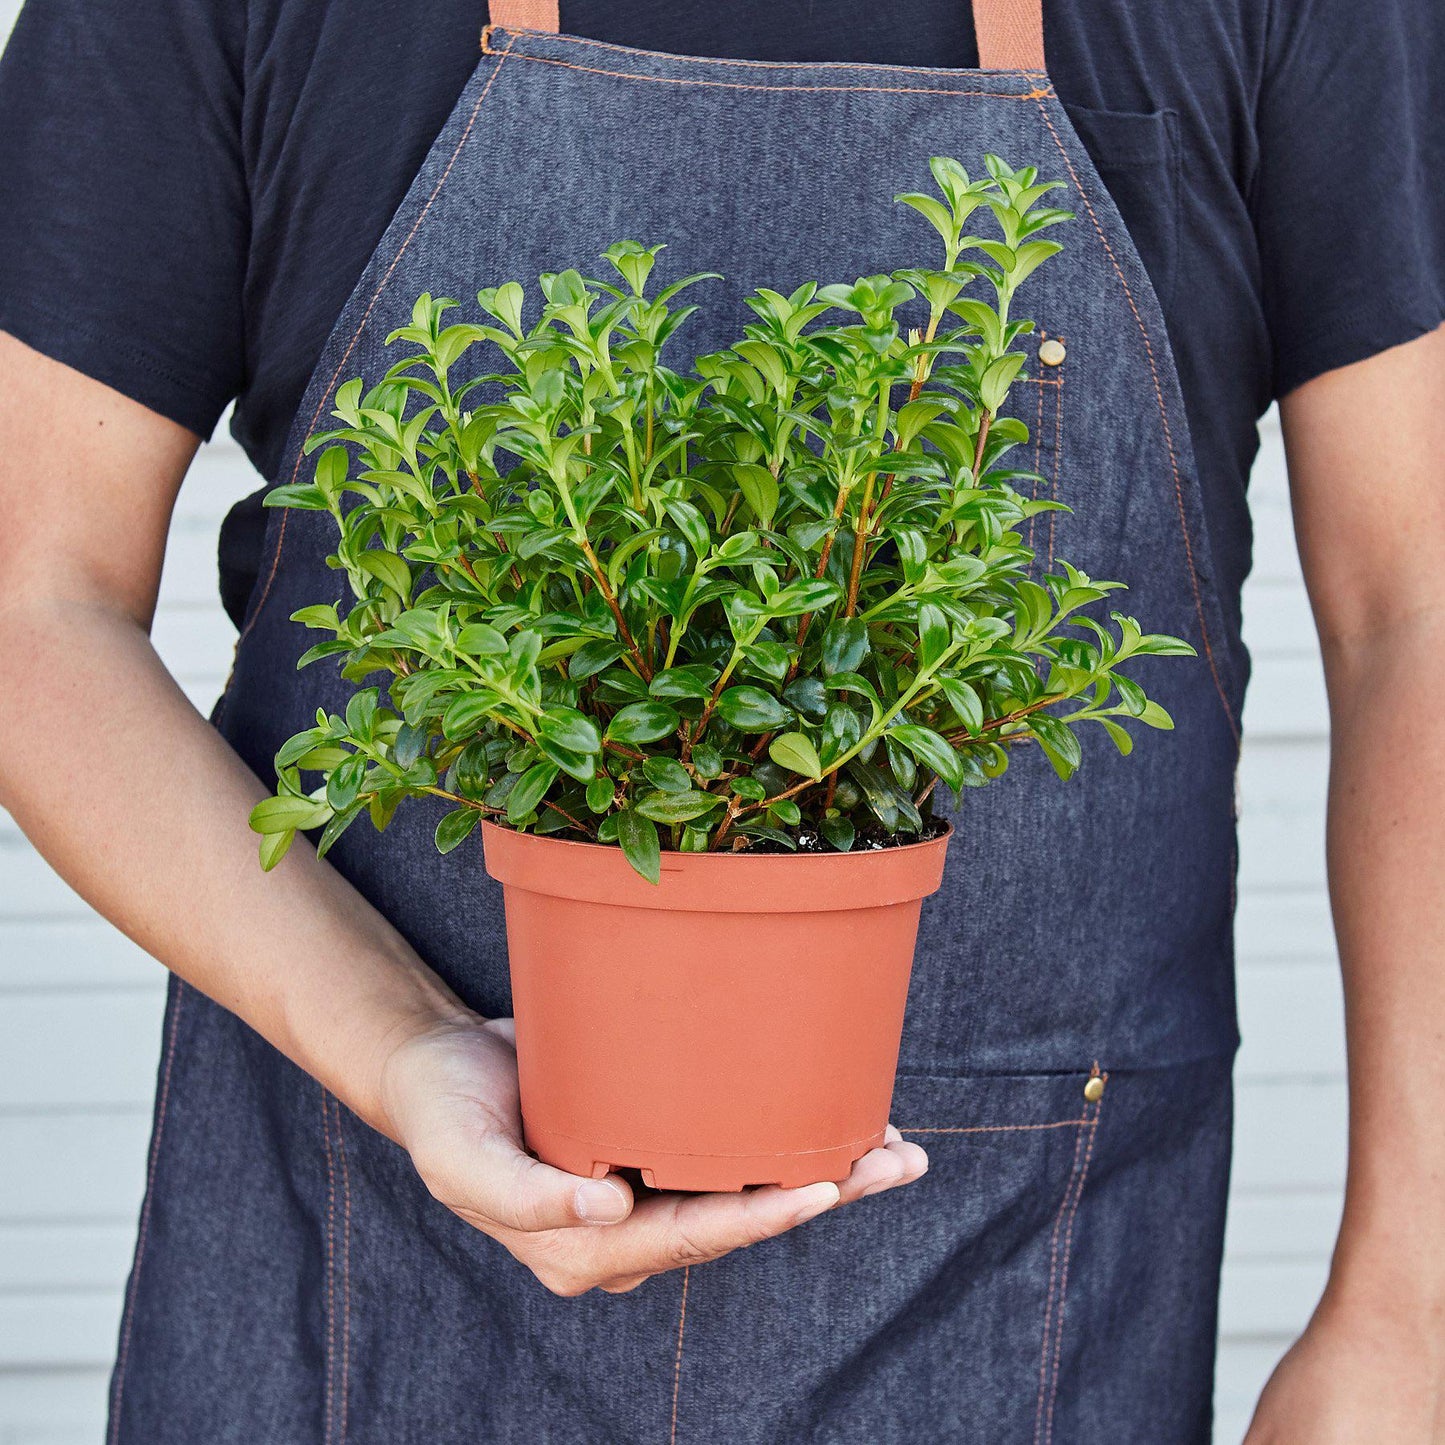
(0, 5, 1341, 1439)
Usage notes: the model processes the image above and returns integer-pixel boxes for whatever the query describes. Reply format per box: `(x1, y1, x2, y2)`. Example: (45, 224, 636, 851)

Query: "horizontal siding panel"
(148, 608, 238, 684)
(0, 1115, 150, 1224)
(1235, 964, 1344, 1081)
(0, 1370, 112, 1445)
(1214, 1339, 1287, 1444)
(1219, 1258, 1330, 1339)
(0, 1225, 135, 1292)
(1224, 1191, 1340, 1262)
(0, 851, 88, 922)
(1241, 579, 1317, 659)
(0, 1294, 122, 1371)
(1232, 1079, 1347, 1193)
(0, 922, 160, 992)
(1233, 886, 1334, 964)
(1240, 657, 1329, 739)
(0, 995, 165, 1110)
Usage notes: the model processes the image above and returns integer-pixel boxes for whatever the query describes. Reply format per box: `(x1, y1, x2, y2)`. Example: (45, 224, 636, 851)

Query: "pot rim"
(480, 819, 953, 913)
(480, 818, 953, 860)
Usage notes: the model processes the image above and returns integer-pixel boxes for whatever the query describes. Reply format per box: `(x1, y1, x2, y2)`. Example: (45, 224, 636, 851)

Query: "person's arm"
(0, 332, 926, 1296)
(1245, 322, 1445, 1440)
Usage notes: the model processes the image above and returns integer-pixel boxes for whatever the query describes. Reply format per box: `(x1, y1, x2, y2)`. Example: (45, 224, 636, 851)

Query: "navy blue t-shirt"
(0, 0, 1441, 632)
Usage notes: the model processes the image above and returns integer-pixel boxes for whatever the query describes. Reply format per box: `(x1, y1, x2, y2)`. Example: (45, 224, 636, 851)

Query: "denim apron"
(109, 1, 1245, 1439)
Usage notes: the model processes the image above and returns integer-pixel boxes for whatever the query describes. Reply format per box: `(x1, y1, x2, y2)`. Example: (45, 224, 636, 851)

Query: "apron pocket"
(711, 1068, 1113, 1444)
(1063, 104, 1182, 312)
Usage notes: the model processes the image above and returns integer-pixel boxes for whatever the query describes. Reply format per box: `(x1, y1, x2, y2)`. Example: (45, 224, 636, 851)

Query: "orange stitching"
(491, 49, 1052, 98)
(1032, 97, 1239, 743)
(1046, 355, 1065, 568)
(1028, 362, 1046, 556)
(670, 1265, 691, 1444)
(899, 1117, 1088, 1135)
(486, 27, 1047, 78)
(1033, 1109, 1087, 1441)
(321, 1088, 338, 1445)
(333, 1097, 353, 1445)
(108, 984, 185, 1444)
(1043, 1089, 1105, 1444)
(238, 34, 519, 648)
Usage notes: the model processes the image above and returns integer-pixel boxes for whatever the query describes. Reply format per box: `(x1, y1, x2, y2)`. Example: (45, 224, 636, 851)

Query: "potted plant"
(249, 156, 1193, 1191)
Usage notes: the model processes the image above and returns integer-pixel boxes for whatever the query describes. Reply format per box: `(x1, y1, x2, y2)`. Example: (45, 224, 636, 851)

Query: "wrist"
(290, 945, 480, 1140)
(1320, 1230, 1445, 1339)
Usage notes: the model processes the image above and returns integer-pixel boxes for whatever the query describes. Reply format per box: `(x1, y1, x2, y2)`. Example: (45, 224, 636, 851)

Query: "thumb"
(454, 1135, 635, 1233)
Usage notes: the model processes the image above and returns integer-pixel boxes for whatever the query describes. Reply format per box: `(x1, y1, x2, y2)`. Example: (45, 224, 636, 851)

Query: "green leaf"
(649, 665, 717, 702)
(263, 483, 329, 511)
(393, 722, 427, 769)
(691, 744, 724, 779)
(586, 774, 616, 812)
(1132, 633, 1197, 658)
(457, 623, 509, 656)
(569, 638, 625, 679)
(634, 790, 725, 824)
(616, 808, 661, 883)
(642, 757, 693, 793)
(358, 550, 412, 601)
(822, 618, 869, 676)
(820, 813, 856, 852)
(435, 807, 481, 854)
(1096, 717, 1134, 755)
(606, 702, 681, 744)
(1028, 712, 1082, 780)
(537, 707, 602, 757)
(716, 686, 791, 732)
(765, 579, 841, 617)
(250, 795, 332, 834)
(938, 675, 985, 733)
(917, 603, 951, 670)
(325, 753, 369, 811)
(1138, 699, 1175, 730)
(890, 723, 965, 791)
(768, 732, 823, 780)
(258, 828, 296, 870)
(734, 464, 779, 529)
(506, 762, 559, 824)
(820, 703, 863, 767)
(442, 692, 497, 739)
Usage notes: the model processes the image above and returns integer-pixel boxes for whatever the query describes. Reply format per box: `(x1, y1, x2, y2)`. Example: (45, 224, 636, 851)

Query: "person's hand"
(1244, 1287, 1445, 1443)
(377, 1013, 928, 1296)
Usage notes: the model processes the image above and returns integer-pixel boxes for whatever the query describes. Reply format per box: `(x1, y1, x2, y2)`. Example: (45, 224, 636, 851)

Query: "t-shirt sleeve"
(1254, 0, 1444, 398)
(0, 0, 247, 437)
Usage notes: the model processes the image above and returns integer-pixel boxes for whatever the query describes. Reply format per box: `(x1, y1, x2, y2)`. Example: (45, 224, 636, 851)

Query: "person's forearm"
(0, 594, 472, 1136)
(1321, 613, 1445, 1327)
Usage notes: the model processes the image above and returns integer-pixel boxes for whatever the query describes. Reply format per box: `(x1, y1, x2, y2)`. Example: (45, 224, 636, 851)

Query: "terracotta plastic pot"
(481, 822, 951, 1192)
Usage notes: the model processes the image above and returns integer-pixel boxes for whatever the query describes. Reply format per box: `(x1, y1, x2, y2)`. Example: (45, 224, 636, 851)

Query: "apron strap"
(489, 0, 560, 32)
(485, 0, 1046, 72)
(971, 0, 1046, 71)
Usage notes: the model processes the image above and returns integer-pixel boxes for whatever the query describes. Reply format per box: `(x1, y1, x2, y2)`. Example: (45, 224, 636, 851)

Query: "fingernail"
(574, 1179, 629, 1224)
(789, 1181, 841, 1223)
(860, 1170, 905, 1198)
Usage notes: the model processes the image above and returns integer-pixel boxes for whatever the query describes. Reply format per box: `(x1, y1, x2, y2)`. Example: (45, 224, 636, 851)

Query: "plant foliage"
(250, 155, 1193, 882)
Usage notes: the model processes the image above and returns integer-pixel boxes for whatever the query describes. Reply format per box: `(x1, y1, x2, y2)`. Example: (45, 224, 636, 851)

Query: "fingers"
(833, 1126, 930, 1206)
(555, 1179, 842, 1293)
(428, 1132, 636, 1233)
(451, 1124, 928, 1298)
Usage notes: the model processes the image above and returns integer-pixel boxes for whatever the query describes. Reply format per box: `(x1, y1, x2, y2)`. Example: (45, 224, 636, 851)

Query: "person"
(0, 0, 1441, 1439)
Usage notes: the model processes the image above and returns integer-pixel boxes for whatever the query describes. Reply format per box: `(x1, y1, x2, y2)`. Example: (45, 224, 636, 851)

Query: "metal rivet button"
(1039, 338, 1067, 367)
(1083, 1075, 1105, 1103)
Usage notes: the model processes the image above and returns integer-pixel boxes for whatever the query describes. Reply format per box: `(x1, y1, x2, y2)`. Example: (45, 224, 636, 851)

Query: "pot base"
(525, 1121, 885, 1193)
